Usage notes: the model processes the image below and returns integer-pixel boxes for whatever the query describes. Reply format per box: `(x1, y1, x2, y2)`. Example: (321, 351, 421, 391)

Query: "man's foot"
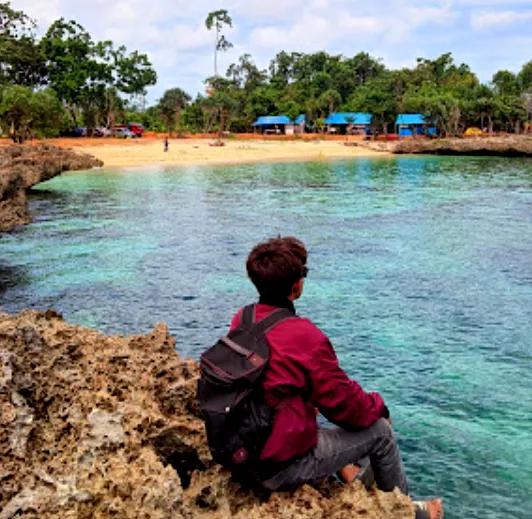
(413, 499, 444, 519)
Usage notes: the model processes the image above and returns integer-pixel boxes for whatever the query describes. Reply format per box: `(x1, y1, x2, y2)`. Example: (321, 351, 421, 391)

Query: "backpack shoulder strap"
(253, 308, 295, 335)
(240, 304, 255, 327)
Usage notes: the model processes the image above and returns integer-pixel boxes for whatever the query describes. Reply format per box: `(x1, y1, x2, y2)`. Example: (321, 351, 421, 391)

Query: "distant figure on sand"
(198, 237, 444, 519)
(164, 137, 169, 152)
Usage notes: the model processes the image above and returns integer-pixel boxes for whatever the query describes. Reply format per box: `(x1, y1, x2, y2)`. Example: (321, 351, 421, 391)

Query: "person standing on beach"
(220, 237, 444, 519)
(164, 137, 169, 152)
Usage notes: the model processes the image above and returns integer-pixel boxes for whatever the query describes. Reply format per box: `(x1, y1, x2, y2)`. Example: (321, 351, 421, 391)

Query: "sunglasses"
(302, 266, 309, 278)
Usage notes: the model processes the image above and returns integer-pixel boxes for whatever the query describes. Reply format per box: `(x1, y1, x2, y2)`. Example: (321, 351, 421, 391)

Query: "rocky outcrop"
(0, 310, 414, 519)
(393, 135, 532, 156)
(0, 144, 103, 232)
(360, 135, 532, 156)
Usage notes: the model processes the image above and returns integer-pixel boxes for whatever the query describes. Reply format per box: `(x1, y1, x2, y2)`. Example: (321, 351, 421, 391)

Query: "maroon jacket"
(230, 302, 388, 463)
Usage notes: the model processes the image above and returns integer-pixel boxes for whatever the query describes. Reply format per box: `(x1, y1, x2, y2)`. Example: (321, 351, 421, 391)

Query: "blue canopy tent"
(252, 115, 293, 134)
(396, 114, 438, 137)
(324, 113, 372, 134)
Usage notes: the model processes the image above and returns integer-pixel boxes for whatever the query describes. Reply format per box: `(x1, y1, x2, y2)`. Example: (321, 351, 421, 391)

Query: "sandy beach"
(53, 137, 389, 168)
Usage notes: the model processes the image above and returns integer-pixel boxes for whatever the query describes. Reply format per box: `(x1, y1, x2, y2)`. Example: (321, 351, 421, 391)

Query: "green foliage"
(519, 61, 532, 91)
(278, 100, 301, 123)
(2, 2, 531, 139)
(492, 70, 520, 97)
(347, 74, 396, 131)
(0, 85, 66, 142)
(40, 19, 156, 126)
(0, 2, 45, 86)
(156, 87, 192, 134)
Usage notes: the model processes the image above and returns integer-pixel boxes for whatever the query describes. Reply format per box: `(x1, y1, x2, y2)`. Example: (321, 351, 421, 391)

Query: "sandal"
(413, 500, 444, 519)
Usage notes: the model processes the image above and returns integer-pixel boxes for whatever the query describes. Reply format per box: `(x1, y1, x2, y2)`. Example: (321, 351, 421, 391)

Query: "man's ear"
(290, 279, 303, 300)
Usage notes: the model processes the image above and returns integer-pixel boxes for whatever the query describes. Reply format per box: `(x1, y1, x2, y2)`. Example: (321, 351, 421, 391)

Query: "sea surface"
(1, 157, 532, 519)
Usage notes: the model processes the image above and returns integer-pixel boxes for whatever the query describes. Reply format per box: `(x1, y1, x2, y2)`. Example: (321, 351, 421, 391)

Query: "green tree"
(318, 89, 341, 117)
(347, 74, 396, 133)
(492, 70, 520, 97)
(350, 52, 385, 85)
(278, 100, 301, 124)
(205, 9, 233, 77)
(0, 85, 65, 142)
(40, 18, 156, 127)
(202, 90, 236, 141)
(344, 114, 355, 141)
(156, 87, 192, 136)
(518, 61, 532, 92)
(181, 95, 207, 133)
(40, 19, 103, 122)
(0, 2, 45, 86)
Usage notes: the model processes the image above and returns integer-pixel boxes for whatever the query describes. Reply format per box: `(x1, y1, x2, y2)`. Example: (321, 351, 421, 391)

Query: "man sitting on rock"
(228, 236, 443, 519)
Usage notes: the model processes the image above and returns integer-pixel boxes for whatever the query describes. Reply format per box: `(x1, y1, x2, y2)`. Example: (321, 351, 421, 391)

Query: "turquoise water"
(1, 157, 532, 518)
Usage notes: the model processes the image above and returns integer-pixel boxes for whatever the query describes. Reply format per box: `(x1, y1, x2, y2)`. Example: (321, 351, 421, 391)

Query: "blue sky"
(12, 0, 532, 104)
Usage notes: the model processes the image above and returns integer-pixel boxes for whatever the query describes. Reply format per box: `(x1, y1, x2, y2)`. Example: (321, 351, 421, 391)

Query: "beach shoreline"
(44, 137, 389, 168)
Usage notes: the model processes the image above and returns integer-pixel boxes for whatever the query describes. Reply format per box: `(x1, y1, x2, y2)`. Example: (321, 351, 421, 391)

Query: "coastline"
(64, 138, 390, 169)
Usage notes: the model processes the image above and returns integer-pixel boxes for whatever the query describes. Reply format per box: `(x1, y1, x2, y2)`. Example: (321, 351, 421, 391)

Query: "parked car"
(94, 127, 111, 137)
(128, 122, 144, 137)
(61, 126, 85, 137)
(114, 126, 136, 138)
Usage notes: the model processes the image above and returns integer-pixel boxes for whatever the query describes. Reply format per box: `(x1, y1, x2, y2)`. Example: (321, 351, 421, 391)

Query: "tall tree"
(492, 70, 520, 97)
(348, 74, 396, 133)
(318, 89, 341, 117)
(519, 61, 532, 92)
(0, 2, 45, 86)
(40, 19, 104, 122)
(156, 87, 192, 135)
(205, 9, 233, 77)
(40, 19, 156, 127)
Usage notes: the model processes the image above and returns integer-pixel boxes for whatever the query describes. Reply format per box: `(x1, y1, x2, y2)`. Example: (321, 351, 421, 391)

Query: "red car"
(128, 123, 145, 137)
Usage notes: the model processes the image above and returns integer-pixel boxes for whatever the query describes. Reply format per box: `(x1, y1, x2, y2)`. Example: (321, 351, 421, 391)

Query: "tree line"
(1, 3, 531, 142)
(0, 1, 156, 141)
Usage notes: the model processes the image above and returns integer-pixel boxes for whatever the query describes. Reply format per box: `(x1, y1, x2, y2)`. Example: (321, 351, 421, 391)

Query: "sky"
(10, 0, 532, 104)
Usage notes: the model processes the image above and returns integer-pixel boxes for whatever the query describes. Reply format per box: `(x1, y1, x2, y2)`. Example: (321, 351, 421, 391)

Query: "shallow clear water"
(1, 157, 532, 519)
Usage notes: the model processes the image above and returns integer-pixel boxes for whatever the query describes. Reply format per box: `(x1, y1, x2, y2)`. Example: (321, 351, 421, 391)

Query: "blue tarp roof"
(295, 115, 306, 124)
(252, 115, 293, 126)
(396, 114, 426, 125)
(325, 112, 372, 125)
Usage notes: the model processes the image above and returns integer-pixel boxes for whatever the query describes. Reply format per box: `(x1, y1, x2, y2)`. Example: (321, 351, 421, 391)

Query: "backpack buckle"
(248, 353, 264, 368)
(232, 447, 249, 465)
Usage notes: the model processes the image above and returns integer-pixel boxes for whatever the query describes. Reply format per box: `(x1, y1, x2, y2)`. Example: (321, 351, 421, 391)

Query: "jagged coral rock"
(0, 144, 103, 232)
(0, 310, 414, 518)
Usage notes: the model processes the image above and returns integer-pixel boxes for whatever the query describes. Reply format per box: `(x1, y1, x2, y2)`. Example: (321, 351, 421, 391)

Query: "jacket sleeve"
(308, 334, 387, 429)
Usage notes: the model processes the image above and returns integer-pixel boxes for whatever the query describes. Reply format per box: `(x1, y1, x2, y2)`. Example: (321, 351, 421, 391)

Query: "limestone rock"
(0, 144, 103, 232)
(0, 310, 414, 518)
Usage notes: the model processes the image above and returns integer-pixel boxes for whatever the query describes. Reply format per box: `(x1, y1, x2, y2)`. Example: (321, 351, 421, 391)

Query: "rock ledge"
(0, 310, 414, 519)
(0, 144, 103, 232)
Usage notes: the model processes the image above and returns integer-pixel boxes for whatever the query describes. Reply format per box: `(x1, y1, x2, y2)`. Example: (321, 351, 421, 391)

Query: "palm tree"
(344, 114, 355, 142)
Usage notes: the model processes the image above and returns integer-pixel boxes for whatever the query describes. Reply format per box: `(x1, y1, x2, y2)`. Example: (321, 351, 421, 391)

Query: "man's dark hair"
(246, 237, 307, 299)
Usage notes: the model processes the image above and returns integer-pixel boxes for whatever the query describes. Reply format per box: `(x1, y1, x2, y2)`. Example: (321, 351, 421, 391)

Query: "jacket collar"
(258, 296, 296, 314)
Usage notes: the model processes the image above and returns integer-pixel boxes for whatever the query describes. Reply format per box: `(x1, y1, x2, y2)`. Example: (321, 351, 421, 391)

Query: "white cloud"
(471, 9, 532, 30)
(234, 0, 307, 19)
(6, 0, 532, 101)
(10, 0, 61, 27)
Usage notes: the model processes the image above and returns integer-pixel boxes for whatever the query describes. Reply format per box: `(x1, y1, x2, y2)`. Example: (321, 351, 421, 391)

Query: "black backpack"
(197, 304, 294, 471)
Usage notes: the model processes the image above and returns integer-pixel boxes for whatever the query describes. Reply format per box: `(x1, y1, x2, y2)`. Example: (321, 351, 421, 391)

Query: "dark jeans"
(261, 418, 409, 494)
